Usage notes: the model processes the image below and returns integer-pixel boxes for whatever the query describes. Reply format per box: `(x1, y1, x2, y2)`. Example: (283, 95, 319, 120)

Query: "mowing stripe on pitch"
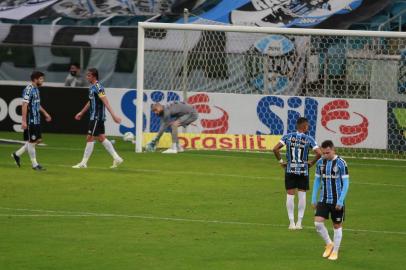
(51, 164, 406, 188)
(1, 207, 405, 236)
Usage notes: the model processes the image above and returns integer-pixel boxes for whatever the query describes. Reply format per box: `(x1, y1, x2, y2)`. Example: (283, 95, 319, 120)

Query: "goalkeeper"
(146, 102, 198, 154)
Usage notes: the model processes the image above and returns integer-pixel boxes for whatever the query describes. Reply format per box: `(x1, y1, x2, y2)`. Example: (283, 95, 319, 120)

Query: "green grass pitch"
(0, 131, 405, 270)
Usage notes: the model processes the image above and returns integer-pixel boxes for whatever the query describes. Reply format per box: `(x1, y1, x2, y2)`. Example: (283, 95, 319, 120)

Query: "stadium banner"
(142, 133, 281, 151)
(0, 24, 308, 95)
(0, 1, 389, 29)
(388, 102, 406, 152)
(105, 89, 388, 149)
(0, 84, 88, 134)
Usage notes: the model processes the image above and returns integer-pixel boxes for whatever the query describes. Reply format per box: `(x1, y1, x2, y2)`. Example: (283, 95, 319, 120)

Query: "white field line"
(0, 207, 405, 236)
(1, 143, 406, 166)
(50, 164, 406, 188)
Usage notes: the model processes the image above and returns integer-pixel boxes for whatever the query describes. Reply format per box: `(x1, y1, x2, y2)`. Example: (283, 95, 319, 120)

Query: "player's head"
(31, 71, 45, 87)
(321, 140, 336, 160)
(296, 117, 309, 133)
(69, 63, 81, 76)
(151, 103, 164, 116)
(86, 68, 99, 83)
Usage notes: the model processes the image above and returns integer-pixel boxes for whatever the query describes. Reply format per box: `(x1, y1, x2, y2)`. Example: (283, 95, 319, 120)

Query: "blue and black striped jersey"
(22, 84, 41, 125)
(315, 156, 349, 205)
(280, 132, 318, 176)
(89, 81, 106, 121)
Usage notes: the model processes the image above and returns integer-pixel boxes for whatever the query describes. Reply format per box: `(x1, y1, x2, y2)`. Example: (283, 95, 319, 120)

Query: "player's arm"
(75, 101, 90, 120)
(21, 102, 28, 130)
(154, 117, 172, 143)
(21, 87, 31, 130)
(145, 116, 171, 151)
(336, 178, 349, 210)
(336, 162, 350, 210)
(311, 166, 321, 209)
(100, 96, 121, 124)
(272, 138, 287, 168)
(40, 106, 52, 122)
(308, 147, 322, 168)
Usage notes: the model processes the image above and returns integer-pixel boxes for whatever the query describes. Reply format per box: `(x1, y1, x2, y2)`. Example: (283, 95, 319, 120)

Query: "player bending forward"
(72, 68, 123, 168)
(146, 102, 198, 154)
(12, 71, 52, 171)
(312, 140, 350, 261)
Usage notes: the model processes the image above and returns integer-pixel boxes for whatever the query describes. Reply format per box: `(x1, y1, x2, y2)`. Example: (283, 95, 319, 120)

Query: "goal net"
(136, 22, 406, 159)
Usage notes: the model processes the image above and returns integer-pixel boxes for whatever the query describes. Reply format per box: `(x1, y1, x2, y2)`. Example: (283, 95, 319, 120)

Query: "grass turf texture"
(0, 131, 405, 270)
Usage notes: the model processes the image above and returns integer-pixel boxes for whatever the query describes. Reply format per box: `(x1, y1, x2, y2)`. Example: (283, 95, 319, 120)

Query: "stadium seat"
(369, 15, 390, 30)
(390, 2, 406, 22)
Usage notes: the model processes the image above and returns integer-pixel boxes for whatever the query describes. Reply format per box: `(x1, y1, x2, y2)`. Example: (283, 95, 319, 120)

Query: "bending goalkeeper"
(146, 102, 198, 154)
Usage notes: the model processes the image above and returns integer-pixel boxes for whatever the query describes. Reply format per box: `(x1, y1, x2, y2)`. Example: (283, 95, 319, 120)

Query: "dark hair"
(31, 71, 45, 81)
(321, 140, 334, 148)
(87, 68, 99, 80)
(296, 117, 308, 128)
(70, 62, 80, 68)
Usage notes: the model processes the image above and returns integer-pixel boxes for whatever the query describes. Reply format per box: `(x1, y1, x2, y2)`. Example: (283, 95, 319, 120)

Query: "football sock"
(171, 126, 178, 144)
(16, 142, 28, 156)
(102, 139, 120, 159)
(81, 141, 95, 164)
(27, 143, 38, 167)
(333, 227, 343, 252)
(315, 222, 332, 245)
(286, 194, 295, 224)
(297, 191, 306, 225)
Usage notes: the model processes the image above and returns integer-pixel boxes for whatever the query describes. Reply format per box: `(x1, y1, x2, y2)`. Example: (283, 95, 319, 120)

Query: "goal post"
(136, 22, 406, 159)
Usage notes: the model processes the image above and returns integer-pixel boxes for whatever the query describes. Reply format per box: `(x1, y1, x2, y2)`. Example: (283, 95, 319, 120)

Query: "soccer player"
(146, 102, 198, 154)
(273, 117, 321, 230)
(72, 68, 123, 168)
(311, 140, 349, 261)
(11, 71, 52, 170)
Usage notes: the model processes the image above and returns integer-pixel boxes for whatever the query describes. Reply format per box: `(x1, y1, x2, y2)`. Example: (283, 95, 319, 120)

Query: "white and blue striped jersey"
(280, 132, 318, 176)
(314, 156, 349, 205)
(22, 84, 41, 125)
(89, 81, 106, 121)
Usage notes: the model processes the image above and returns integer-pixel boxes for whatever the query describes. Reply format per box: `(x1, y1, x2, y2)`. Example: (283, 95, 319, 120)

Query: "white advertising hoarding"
(105, 89, 388, 149)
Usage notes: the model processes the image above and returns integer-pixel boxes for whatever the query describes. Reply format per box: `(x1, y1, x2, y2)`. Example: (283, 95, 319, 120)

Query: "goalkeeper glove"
(145, 141, 157, 152)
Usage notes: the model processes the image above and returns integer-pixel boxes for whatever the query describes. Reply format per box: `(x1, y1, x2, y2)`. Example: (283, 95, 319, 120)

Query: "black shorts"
(315, 202, 345, 224)
(285, 173, 309, 190)
(88, 120, 105, 136)
(23, 124, 42, 142)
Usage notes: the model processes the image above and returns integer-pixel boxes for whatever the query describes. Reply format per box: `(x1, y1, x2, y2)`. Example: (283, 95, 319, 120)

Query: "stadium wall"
(0, 84, 88, 134)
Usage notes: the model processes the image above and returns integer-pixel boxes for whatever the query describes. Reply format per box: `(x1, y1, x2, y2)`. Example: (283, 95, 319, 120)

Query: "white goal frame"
(136, 22, 406, 153)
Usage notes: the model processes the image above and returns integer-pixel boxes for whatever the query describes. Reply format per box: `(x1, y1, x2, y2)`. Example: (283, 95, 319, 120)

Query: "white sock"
(15, 142, 28, 156)
(315, 222, 332, 245)
(81, 142, 95, 164)
(172, 143, 177, 150)
(102, 139, 120, 159)
(333, 227, 343, 252)
(297, 191, 306, 225)
(27, 143, 38, 167)
(286, 194, 295, 224)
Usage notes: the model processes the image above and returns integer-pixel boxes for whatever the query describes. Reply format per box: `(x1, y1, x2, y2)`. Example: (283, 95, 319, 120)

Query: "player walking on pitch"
(273, 117, 321, 230)
(146, 102, 198, 154)
(72, 68, 123, 168)
(12, 71, 52, 171)
(312, 140, 349, 261)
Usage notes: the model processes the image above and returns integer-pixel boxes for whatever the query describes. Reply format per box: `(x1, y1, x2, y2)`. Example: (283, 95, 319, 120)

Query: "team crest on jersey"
(333, 166, 339, 173)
